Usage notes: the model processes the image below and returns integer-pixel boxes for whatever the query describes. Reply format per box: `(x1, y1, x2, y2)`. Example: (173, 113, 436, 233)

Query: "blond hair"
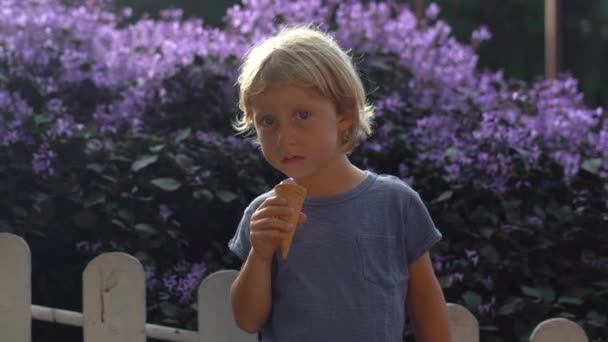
(233, 25, 375, 152)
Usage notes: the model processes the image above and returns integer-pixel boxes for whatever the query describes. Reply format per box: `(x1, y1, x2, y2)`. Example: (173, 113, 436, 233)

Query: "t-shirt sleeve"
(228, 203, 255, 261)
(404, 191, 442, 264)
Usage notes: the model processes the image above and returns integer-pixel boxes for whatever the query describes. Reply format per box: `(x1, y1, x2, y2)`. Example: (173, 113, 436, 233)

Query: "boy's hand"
(249, 196, 307, 261)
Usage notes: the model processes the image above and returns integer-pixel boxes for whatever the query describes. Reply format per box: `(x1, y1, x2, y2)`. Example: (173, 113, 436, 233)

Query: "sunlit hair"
(233, 24, 375, 152)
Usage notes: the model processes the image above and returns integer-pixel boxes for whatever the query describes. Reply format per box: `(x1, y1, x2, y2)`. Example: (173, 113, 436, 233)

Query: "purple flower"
(432, 254, 445, 273)
(501, 224, 514, 234)
(481, 275, 495, 290)
(163, 275, 178, 291)
(161, 261, 207, 304)
(465, 249, 479, 266)
(447, 272, 464, 286)
(1, 0, 605, 200)
(478, 296, 496, 317)
(471, 26, 492, 43)
(196, 131, 217, 145)
(32, 149, 57, 176)
(425, 3, 440, 20)
(581, 251, 602, 269)
(144, 266, 158, 289)
(75, 240, 102, 253)
(159, 204, 172, 222)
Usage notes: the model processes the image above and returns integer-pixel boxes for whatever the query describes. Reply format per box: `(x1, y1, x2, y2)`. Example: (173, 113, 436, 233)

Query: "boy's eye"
(258, 116, 275, 126)
(296, 111, 311, 120)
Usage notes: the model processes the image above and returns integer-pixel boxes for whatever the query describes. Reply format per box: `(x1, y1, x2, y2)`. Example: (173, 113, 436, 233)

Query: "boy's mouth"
(281, 155, 304, 164)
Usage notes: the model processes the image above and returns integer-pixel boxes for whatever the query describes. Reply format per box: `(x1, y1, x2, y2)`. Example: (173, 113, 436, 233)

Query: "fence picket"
(531, 317, 589, 342)
(197, 270, 257, 342)
(447, 303, 479, 342)
(0, 233, 31, 342)
(83, 252, 146, 342)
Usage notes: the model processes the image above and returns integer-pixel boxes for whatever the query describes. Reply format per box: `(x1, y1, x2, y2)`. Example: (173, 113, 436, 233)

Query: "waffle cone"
(273, 183, 307, 260)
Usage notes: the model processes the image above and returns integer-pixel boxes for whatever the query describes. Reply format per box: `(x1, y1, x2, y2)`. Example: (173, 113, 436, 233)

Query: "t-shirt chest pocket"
(355, 233, 406, 289)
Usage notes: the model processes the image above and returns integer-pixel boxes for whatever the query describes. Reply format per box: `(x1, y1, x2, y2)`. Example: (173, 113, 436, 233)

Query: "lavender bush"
(1, 0, 606, 341)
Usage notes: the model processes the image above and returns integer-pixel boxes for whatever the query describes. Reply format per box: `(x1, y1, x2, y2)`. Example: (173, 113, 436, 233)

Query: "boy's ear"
(337, 110, 355, 130)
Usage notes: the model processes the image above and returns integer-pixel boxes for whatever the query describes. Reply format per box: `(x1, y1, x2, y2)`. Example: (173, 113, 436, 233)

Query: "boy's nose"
(277, 124, 297, 145)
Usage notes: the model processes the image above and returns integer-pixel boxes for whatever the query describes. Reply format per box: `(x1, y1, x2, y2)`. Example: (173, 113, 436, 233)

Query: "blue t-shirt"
(228, 172, 442, 341)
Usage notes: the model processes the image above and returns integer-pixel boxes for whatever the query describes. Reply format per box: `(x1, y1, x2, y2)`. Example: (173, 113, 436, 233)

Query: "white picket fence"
(0, 233, 589, 342)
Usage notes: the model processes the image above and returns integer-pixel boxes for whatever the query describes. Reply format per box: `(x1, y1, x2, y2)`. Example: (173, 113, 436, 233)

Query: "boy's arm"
(230, 249, 273, 333)
(406, 252, 451, 342)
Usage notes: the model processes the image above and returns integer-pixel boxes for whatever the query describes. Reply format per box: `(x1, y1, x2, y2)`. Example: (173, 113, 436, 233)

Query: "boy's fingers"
(252, 230, 286, 242)
(298, 212, 307, 225)
(252, 217, 295, 232)
(255, 206, 294, 219)
(260, 196, 287, 207)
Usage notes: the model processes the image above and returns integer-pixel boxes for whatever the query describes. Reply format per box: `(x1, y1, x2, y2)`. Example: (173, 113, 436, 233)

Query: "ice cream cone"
(273, 182, 307, 260)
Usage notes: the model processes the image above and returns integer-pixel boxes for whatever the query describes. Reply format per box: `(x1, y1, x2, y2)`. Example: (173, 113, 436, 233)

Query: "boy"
(229, 25, 450, 341)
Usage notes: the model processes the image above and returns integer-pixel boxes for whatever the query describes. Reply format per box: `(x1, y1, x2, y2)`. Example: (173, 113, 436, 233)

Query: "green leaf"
(552, 206, 574, 222)
(581, 158, 602, 174)
(540, 287, 556, 302)
(498, 297, 523, 315)
(175, 154, 198, 173)
(461, 291, 482, 309)
(443, 147, 461, 160)
(12, 206, 27, 218)
(479, 226, 494, 239)
(86, 163, 104, 173)
(193, 189, 213, 200)
(83, 192, 106, 208)
(87, 139, 104, 152)
(175, 128, 191, 143)
(216, 190, 238, 202)
(0, 220, 13, 233)
(587, 311, 608, 327)
(557, 296, 583, 305)
(432, 190, 453, 203)
(135, 251, 151, 263)
(558, 312, 576, 319)
(513, 147, 529, 157)
(150, 144, 165, 153)
(101, 175, 117, 183)
(118, 210, 130, 221)
(34, 113, 54, 126)
(131, 155, 158, 172)
(480, 245, 500, 263)
(160, 302, 179, 317)
(134, 223, 157, 235)
(110, 219, 127, 229)
(135, 195, 154, 202)
(521, 285, 541, 299)
(151, 178, 181, 191)
(520, 285, 555, 302)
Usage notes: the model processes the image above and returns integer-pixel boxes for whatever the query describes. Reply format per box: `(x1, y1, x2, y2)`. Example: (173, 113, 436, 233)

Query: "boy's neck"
(291, 156, 367, 197)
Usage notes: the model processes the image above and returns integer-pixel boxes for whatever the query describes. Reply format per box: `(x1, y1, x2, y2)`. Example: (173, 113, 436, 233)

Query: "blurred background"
(114, 0, 608, 109)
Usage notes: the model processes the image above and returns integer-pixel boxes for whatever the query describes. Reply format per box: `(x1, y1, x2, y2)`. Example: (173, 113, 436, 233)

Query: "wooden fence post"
(545, 0, 560, 79)
(0, 233, 591, 342)
(197, 270, 257, 342)
(83, 252, 146, 342)
(531, 317, 588, 342)
(414, 0, 425, 24)
(0, 233, 31, 342)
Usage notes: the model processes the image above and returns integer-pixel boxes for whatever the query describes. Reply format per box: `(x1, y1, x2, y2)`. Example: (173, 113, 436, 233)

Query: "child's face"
(251, 84, 352, 181)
